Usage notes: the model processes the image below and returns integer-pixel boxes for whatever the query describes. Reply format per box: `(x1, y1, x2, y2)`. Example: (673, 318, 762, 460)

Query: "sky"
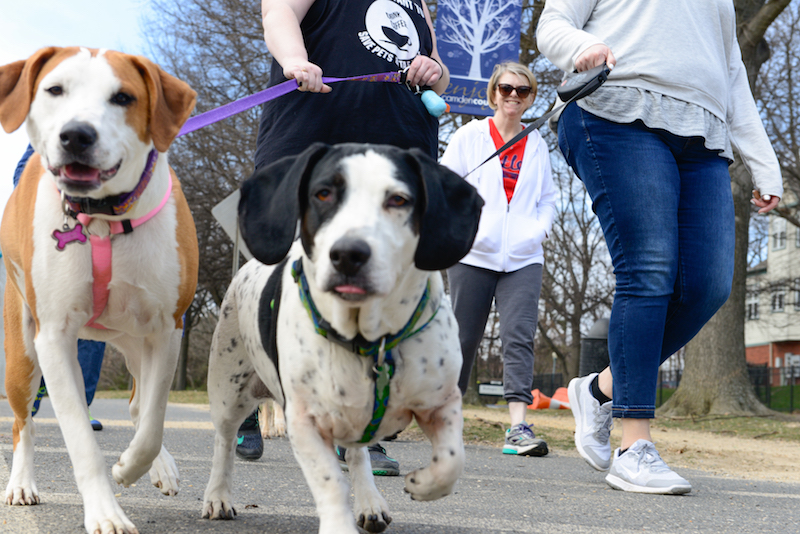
(0, 1, 149, 221)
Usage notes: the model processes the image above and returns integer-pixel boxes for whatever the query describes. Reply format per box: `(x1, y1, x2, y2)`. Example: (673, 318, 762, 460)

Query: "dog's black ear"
(407, 149, 484, 271)
(239, 143, 331, 265)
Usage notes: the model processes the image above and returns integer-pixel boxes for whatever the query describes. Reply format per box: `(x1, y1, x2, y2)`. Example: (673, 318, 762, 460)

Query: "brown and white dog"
(0, 47, 198, 534)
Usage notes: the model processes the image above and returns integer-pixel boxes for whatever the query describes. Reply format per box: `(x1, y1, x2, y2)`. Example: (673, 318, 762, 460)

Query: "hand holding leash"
(405, 55, 443, 87)
(283, 59, 331, 93)
(575, 44, 616, 72)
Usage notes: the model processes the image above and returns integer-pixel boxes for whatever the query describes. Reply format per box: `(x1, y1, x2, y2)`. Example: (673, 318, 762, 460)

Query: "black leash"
(466, 63, 611, 176)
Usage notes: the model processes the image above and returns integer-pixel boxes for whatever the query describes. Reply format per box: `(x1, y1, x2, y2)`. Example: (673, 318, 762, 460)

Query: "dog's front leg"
(35, 329, 137, 534)
(346, 446, 392, 533)
(4, 297, 41, 506)
(112, 330, 181, 491)
(405, 389, 465, 501)
(287, 405, 359, 534)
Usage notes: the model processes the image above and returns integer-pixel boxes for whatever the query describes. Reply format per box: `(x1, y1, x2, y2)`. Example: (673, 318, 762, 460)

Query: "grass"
(653, 413, 800, 443)
(95, 389, 209, 404)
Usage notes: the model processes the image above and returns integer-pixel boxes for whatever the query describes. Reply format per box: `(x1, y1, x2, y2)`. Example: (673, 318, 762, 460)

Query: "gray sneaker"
(502, 422, 548, 456)
(568, 373, 613, 470)
(605, 439, 691, 494)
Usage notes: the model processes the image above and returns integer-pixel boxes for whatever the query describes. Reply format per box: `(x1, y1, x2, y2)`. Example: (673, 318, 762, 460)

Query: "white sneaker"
(605, 439, 692, 494)
(568, 373, 613, 470)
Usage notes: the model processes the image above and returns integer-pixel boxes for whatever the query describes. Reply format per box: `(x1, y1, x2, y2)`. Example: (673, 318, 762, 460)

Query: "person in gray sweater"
(537, 0, 782, 495)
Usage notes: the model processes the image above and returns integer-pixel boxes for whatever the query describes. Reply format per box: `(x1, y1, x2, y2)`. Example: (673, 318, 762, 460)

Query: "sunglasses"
(497, 83, 533, 98)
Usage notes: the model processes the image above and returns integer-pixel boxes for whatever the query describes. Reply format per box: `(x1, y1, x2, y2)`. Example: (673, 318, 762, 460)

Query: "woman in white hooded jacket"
(442, 62, 556, 457)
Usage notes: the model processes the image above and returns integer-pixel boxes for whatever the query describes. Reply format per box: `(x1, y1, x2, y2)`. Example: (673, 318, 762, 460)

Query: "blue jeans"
(558, 104, 735, 419)
(13, 145, 106, 408)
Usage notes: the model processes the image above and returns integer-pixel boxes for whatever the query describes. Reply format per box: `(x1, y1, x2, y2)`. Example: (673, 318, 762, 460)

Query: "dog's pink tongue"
(63, 163, 101, 182)
(335, 285, 366, 294)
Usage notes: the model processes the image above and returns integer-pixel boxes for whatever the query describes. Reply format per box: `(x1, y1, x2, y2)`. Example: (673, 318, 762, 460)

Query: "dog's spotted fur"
(202, 143, 483, 534)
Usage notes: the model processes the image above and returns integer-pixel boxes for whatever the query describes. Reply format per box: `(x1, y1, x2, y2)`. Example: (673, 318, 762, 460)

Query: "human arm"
(726, 37, 782, 214)
(404, 1, 450, 95)
(261, 0, 331, 93)
(533, 141, 557, 241)
(536, 0, 609, 72)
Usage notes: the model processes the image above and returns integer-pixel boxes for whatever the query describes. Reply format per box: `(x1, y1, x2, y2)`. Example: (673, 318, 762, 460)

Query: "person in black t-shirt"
(236, 0, 449, 477)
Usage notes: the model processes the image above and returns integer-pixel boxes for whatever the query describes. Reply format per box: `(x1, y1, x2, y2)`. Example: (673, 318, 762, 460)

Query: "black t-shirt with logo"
(254, 0, 439, 170)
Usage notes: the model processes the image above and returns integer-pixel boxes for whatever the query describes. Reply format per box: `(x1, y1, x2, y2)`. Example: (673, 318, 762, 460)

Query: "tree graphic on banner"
(438, 0, 520, 80)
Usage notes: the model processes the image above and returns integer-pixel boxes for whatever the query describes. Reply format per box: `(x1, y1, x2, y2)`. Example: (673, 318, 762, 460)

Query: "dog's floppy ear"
(129, 55, 196, 152)
(0, 46, 61, 134)
(239, 143, 331, 265)
(407, 148, 484, 271)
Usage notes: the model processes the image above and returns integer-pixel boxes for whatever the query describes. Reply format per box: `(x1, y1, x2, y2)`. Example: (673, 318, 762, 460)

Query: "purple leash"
(177, 72, 403, 138)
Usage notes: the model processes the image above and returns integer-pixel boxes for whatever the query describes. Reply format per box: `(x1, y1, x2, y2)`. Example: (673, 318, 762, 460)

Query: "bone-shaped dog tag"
(52, 222, 88, 251)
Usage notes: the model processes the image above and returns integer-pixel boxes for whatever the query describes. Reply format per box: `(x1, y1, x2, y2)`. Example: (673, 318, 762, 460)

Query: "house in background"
(745, 212, 800, 382)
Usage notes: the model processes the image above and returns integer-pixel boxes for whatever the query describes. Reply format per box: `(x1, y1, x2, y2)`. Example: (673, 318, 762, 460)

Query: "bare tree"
(539, 166, 614, 379)
(659, 0, 793, 417)
(141, 0, 270, 388)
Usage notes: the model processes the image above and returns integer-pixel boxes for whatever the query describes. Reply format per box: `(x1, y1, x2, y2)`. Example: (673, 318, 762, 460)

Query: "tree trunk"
(173, 308, 193, 391)
(658, 0, 791, 417)
(659, 160, 771, 416)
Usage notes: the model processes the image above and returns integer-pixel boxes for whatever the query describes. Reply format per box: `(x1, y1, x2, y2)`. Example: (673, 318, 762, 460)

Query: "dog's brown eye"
(387, 195, 409, 207)
(315, 189, 332, 201)
(46, 86, 63, 96)
(111, 92, 135, 106)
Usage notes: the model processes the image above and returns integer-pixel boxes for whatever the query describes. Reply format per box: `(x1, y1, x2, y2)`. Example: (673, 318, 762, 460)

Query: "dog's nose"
(59, 121, 98, 155)
(330, 237, 371, 276)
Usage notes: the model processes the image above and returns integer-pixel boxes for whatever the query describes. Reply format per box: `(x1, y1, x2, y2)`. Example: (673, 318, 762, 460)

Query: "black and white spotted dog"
(201, 143, 483, 534)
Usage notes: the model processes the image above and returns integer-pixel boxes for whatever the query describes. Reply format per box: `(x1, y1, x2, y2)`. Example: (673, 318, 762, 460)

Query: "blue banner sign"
(435, 0, 523, 116)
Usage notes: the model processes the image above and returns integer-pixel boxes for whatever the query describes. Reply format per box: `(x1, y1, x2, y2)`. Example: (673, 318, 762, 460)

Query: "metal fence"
(657, 366, 800, 413)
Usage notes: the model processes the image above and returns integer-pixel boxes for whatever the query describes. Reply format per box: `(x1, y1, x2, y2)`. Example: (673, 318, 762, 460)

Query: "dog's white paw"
(353, 475, 392, 532)
(84, 500, 138, 534)
(5, 482, 40, 506)
(148, 446, 180, 496)
(356, 510, 392, 532)
(111, 454, 150, 489)
(201, 495, 237, 520)
(403, 467, 455, 502)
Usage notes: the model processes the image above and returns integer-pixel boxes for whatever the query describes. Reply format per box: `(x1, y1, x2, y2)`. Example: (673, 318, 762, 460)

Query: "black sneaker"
(336, 443, 400, 476)
(235, 409, 263, 461)
(88, 410, 103, 431)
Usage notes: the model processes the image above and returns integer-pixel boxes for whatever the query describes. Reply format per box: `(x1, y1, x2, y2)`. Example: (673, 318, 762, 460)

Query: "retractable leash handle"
(465, 62, 611, 177)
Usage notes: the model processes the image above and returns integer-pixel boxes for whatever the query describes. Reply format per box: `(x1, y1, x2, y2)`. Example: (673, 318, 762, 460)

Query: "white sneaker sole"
(568, 377, 609, 471)
(605, 473, 691, 495)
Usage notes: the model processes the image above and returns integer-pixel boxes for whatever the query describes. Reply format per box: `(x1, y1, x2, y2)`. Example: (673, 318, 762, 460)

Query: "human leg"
(78, 340, 105, 406)
(557, 106, 707, 490)
(78, 340, 106, 431)
(446, 263, 498, 395)
(494, 264, 548, 456)
(236, 407, 264, 460)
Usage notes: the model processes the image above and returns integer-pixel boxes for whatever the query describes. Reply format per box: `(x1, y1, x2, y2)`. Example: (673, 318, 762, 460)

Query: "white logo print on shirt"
(359, 0, 422, 68)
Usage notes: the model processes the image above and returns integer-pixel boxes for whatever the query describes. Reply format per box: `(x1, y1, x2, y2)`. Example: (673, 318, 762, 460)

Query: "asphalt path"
(1, 398, 798, 533)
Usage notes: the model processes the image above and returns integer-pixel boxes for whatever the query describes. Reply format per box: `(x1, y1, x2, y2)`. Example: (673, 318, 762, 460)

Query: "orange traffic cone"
(528, 388, 570, 410)
(552, 387, 570, 408)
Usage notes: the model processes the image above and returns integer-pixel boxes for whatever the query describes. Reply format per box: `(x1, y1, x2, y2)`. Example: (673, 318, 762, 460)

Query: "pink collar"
(76, 177, 173, 329)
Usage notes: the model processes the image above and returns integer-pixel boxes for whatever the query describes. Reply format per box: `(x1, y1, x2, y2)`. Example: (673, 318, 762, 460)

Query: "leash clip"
(400, 68, 422, 95)
(374, 336, 387, 374)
